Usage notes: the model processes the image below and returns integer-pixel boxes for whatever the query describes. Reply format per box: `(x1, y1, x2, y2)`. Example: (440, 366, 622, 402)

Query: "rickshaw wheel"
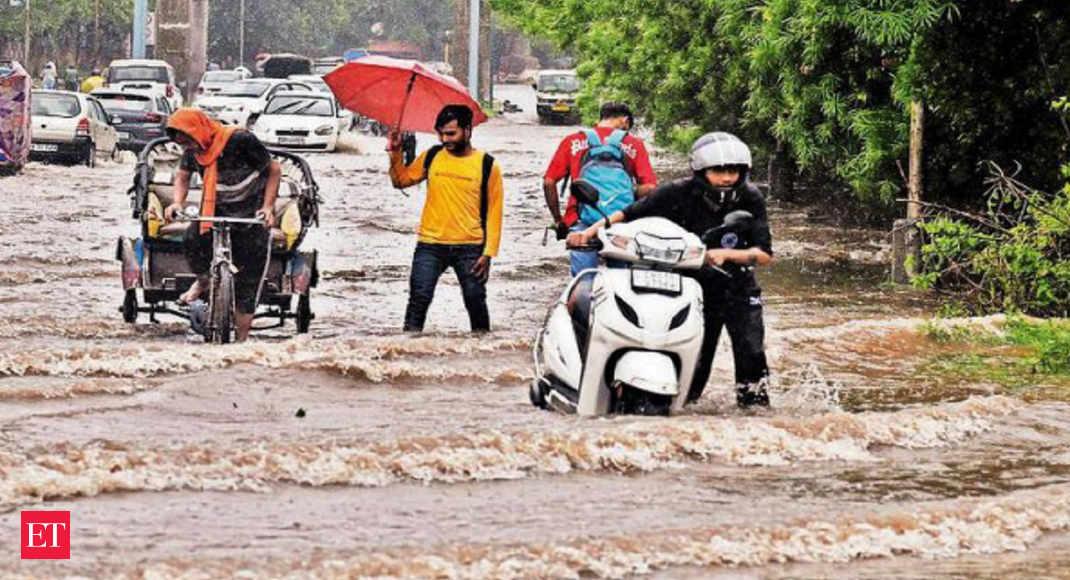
(122, 290, 138, 323)
(209, 267, 234, 344)
(296, 294, 313, 334)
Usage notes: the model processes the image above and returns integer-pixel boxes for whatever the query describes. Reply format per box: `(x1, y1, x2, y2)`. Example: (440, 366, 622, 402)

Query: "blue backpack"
(577, 129, 635, 224)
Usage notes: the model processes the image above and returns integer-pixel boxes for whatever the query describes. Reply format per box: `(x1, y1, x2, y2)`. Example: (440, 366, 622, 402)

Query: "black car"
(91, 90, 173, 153)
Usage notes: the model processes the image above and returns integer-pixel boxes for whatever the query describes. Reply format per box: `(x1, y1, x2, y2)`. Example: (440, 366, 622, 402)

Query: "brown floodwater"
(3, 85, 1070, 579)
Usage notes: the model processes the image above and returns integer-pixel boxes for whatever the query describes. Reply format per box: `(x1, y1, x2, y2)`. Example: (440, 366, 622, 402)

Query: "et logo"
(21, 511, 70, 560)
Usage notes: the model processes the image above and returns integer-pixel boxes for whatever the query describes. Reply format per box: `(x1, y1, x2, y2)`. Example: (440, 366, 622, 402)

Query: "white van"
(105, 59, 183, 111)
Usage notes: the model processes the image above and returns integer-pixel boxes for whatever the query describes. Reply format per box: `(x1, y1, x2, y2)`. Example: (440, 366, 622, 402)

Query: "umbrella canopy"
(324, 56, 487, 134)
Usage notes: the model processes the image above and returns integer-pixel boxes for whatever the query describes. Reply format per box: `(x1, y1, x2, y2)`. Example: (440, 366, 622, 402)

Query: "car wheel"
(84, 141, 96, 168)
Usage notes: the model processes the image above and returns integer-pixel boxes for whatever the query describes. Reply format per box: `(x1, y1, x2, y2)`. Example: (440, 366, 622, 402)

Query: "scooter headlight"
(634, 233, 687, 264)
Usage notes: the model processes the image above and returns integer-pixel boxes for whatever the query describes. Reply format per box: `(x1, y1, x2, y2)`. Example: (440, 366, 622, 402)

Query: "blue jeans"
(403, 242, 490, 332)
(569, 221, 600, 277)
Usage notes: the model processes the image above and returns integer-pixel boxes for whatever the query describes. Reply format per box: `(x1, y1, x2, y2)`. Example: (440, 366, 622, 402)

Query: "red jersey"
(544, 127, 657, 225)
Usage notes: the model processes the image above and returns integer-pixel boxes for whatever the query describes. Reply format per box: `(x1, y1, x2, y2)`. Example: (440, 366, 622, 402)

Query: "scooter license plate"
(632, 270, 681, 294)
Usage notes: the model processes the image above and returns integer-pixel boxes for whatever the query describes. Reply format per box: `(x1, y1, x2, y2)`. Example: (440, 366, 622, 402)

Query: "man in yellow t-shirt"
(80, 68, 105, 94)
(388, 105, 505, 332)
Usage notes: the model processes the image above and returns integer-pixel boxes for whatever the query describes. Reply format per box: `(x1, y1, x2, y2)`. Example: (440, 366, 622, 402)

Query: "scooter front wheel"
(615, 385, 674, 416)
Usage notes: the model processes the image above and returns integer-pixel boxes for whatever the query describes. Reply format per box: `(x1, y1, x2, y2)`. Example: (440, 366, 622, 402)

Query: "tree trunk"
(767, 140, 797, 202)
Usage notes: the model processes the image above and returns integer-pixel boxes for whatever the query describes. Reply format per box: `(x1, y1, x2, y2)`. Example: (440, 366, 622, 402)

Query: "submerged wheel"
(615, 385, 673, 416)
(295, 293, 313, 334)
(109, 144, 121, 163)
(208, 266, 234, 344)
(83, 141, 96, 168)
(121, 289, 138, 323)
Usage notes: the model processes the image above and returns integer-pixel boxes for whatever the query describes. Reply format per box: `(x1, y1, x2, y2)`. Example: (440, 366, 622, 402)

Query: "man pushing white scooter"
(532, 132, 774, 416)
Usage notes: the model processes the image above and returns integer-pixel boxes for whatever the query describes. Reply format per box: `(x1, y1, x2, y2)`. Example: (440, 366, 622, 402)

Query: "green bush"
(913, 163, 1070, 317)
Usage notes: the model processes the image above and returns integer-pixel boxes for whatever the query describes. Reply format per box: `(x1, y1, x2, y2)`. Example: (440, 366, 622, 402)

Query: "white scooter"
(532, 182, 749, 416)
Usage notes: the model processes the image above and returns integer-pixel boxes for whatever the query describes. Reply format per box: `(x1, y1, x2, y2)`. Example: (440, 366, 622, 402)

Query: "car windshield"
(110, 66, 170, 83)
(538, 74, 580, 93)
(221, 81, 270, 97)
(31, 93, 81, 118)
(312, 64, 338, 75)
(95, 94, 153, 112)
(265, 96, 333, 116)
(203, 71, 241, 83)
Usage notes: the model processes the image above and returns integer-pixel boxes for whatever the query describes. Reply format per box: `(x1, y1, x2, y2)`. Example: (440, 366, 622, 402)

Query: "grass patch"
(918, 317, 1070, 388)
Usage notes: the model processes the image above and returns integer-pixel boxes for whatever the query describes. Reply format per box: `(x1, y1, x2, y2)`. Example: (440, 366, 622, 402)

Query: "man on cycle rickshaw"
(163, 109, 282, 342)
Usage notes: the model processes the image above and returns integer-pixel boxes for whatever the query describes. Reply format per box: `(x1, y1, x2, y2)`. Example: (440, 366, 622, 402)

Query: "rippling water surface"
(3, 86, 1070, 579)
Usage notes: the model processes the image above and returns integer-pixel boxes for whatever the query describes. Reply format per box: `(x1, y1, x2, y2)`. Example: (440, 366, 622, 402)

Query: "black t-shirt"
(622, 177, 773, 292)
(179, 131, 271, 218)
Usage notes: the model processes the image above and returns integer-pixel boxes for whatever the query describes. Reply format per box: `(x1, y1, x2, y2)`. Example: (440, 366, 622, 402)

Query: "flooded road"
(3, 85, 1070, 579)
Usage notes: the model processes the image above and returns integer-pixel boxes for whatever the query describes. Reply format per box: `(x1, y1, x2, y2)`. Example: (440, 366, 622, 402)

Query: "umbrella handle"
(395, 71, 418, 132)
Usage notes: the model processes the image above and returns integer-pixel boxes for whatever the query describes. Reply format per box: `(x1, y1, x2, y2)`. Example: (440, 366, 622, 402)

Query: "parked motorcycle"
(532, 181, 754, 416)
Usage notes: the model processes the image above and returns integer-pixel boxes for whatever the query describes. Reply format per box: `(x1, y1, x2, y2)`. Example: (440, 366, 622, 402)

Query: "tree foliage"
(491, 0, 1070, 205)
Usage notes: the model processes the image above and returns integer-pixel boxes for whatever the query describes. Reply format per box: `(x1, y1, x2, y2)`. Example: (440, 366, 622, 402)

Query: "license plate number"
(632, 270, 682, 294)
(279, 136, 305, 145)
(552, 104, 570, 112)
(117, 132, 132, 140)
(31, 143, 59, 152)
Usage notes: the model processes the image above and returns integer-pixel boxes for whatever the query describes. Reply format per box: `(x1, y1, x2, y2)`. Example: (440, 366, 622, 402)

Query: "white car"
(29, 90, 119, 167)
(105, 59, 183, 111)
(195, 79, 314, 127)
(251, 91, 342, 152)
(195, 69, 252, 101)
(288, 74, 354, 132)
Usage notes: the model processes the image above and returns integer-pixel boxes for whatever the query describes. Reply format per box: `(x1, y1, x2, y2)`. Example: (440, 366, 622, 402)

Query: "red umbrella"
(324, 56, 487, 134)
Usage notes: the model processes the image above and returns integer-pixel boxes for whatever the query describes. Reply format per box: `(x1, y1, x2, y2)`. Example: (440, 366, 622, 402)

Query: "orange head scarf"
(167, 109, 240, 234)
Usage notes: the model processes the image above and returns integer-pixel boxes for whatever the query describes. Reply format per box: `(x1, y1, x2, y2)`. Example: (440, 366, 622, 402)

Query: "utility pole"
(95, 0, 101, 65)
(133, 0, 148, 58)
(23, 0, 31, 69)
(239, 0, 246, 67)
(467, 0, 480, 98)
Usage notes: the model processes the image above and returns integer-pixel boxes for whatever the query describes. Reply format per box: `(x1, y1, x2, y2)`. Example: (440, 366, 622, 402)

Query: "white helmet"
(689, 132, 752, 172)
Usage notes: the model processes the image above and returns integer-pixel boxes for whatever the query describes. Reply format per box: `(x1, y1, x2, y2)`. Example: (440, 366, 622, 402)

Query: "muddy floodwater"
(4, 86, 1070, 579)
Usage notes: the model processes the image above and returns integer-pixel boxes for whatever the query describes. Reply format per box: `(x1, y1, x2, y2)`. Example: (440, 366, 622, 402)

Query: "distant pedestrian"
(387, 105, 505, 333)
(41, 62, 57, 90)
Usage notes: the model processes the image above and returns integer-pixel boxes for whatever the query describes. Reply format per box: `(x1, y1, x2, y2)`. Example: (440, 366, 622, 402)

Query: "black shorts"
(183, 224, 270, 314)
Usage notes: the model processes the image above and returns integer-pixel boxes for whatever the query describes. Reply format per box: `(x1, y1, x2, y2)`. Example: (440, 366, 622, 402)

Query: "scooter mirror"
(722, 210, 754, 231)
(570, 179, 601, 207)
(702, 210, 754, 245)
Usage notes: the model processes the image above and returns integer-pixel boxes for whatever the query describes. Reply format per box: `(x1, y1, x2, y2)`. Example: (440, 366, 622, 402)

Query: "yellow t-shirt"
(80, 76, 104, 94)
(389, 148, 505, 257)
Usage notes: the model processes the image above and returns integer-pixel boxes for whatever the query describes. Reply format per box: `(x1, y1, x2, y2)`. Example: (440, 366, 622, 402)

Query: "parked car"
(533, 69, 581, 124)
(195, 69, 251, 101)
(289, 74, 355, 132)
(263, 53, 313, 79)
(251, 91, 341, 152)
(105, 59, 183, 111)
(195, 79, 314, 127)
(30, 90, 118, 167)
(92, 90, 172, 153)
(312, 57, 345, 76)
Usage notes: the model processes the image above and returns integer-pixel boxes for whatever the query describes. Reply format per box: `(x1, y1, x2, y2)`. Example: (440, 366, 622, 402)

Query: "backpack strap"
(480, 152, 495, 251)
(604, 129, 627, 148)
(422, 144, 444, 177)
(582, 129, 603, 149)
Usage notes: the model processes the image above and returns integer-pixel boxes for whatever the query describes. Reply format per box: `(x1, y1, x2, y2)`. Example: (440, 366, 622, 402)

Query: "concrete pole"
(239, 0, 245, 67)
(133, 0, 148, 58)
(188, 0, 209, 98)
(23, 0, 31, 68)
(907, 99, 925, 220)
(467, 0, 480, 98)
